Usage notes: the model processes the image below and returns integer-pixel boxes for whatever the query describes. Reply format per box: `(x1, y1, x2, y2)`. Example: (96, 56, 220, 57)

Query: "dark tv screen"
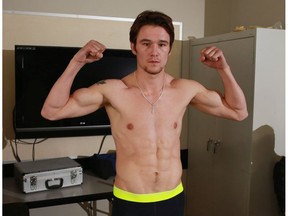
(14, 45, 137, 139)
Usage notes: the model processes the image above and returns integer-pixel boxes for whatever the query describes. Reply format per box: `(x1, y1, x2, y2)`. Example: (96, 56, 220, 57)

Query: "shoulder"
(85, 78, 129, 105)
(90, 79, 128, 90)
(161, 75, 205, 102)
(169, 77, 205, 91)
(84, 79, 128, 100)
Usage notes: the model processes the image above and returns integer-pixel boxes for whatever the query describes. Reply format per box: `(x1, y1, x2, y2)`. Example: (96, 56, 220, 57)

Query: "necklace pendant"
(134, 72, 165, 115)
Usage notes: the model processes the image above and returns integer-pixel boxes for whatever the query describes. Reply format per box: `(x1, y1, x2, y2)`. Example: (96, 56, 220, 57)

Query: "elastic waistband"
(113, 182, 183, 203)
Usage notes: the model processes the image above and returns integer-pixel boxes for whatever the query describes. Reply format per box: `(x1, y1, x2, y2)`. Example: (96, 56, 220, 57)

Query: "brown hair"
(129, 10, 175, 49)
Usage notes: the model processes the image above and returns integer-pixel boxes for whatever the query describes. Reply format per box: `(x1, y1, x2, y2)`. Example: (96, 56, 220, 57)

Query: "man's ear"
(130, 43, 137, 55)
(168, 45, 173, 56)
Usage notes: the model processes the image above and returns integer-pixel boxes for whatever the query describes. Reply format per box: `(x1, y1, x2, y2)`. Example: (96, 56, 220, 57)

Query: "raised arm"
(41, 40, 106, 120)
(191, 46, 248, 121)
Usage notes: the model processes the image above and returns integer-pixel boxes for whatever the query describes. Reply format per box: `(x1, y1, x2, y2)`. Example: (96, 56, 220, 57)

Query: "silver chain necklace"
(134, 72, 165, 114)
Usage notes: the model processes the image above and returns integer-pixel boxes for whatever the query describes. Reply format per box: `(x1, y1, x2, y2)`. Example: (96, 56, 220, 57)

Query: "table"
(3, 150, 188, 216)
(3, 171, 114, 216)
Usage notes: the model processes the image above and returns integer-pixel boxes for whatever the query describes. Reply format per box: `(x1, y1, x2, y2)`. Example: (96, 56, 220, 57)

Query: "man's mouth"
(148, 60, 160, 64)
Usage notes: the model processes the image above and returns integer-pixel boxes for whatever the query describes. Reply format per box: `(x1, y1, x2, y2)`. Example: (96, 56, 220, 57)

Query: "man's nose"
(150, 44, 159, 56)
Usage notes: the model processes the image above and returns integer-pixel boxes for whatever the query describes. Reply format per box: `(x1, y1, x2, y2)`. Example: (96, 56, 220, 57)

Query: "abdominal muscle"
(112, 125, 183, 194)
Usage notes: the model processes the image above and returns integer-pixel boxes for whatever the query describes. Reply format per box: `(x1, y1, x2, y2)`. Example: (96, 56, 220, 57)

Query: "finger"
(199, 55, 206, 62)
(89, 43, 106, 59)
(87, 40, 106, 54)
(92, 41, 106, 52)
(96, 52, 104, 59)
(88, 51, 104, 61)
(202, 47, 221, 62)
(200, 52, 218, 62)
(200, 46, 216, 54)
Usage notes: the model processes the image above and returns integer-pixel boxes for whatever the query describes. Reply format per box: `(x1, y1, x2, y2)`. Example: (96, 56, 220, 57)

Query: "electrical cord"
(9, 139, 21, 162)
(97, 135, 107, 154)
(10, 135, 107, 162)
(9, 138, 48, 162)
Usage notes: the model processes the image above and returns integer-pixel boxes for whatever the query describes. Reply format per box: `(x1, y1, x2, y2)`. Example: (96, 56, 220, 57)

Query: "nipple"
(174, 122, 178, 129)
(127, 123, 134, 130)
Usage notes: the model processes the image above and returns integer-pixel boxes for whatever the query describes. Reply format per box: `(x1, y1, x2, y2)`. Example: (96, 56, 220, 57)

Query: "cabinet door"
(186, 36, 254, 216)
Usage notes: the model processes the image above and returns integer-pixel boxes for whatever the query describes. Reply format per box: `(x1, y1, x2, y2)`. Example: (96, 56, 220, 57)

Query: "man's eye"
(159, 43, 167, 47)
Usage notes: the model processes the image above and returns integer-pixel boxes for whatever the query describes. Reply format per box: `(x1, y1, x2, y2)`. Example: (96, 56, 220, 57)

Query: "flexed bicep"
(42, 84, 105, 121)
(191, 88, 225, 116)
(191, 86, 247, 121)
(70, 86, 105, 115)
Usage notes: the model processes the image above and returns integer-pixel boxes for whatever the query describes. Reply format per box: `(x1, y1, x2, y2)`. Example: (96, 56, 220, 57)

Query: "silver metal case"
(14, 157, 83, 193)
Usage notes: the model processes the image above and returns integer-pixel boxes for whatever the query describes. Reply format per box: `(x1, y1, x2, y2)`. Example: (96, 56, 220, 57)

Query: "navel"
(127, 123, 134, 130)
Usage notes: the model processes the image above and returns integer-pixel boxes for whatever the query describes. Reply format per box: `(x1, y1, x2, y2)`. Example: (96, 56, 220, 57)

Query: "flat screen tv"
(14, 45, 137, 139)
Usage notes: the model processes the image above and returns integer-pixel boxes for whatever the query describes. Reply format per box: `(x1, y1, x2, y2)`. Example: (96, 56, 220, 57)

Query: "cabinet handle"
(213, 140, 221, 154)
(207, 139, 222, 153)
(207, 138, 214, 152)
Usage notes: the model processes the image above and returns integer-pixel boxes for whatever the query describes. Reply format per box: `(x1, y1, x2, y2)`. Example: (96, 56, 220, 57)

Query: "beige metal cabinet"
(186, 29, 284, 216)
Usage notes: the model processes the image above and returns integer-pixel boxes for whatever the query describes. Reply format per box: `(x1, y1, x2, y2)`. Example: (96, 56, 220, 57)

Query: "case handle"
(45, 178, 64, 190)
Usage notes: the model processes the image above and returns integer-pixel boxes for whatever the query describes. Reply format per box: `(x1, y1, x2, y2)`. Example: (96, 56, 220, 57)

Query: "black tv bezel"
(13, 44, 136, 139)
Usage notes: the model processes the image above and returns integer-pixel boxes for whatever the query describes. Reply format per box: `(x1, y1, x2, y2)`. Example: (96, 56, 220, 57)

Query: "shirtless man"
(41, 10, 248, 216)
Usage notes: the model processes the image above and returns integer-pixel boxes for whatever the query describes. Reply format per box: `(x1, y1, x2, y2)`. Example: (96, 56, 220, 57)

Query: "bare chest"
(107, 87, 188, 137)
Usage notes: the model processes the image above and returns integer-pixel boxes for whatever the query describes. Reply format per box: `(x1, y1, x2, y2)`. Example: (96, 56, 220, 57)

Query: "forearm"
(218, 66, 248, 120)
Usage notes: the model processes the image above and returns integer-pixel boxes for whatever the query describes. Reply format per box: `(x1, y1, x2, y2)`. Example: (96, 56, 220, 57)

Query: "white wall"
(3, 0, 205, 39)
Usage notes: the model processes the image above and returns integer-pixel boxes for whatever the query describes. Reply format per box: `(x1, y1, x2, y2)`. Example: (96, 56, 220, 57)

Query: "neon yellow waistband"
(113, 182, 183, 203)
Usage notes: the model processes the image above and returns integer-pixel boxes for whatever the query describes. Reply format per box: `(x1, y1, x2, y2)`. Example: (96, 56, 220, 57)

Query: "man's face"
(131, 25, 171, 75)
